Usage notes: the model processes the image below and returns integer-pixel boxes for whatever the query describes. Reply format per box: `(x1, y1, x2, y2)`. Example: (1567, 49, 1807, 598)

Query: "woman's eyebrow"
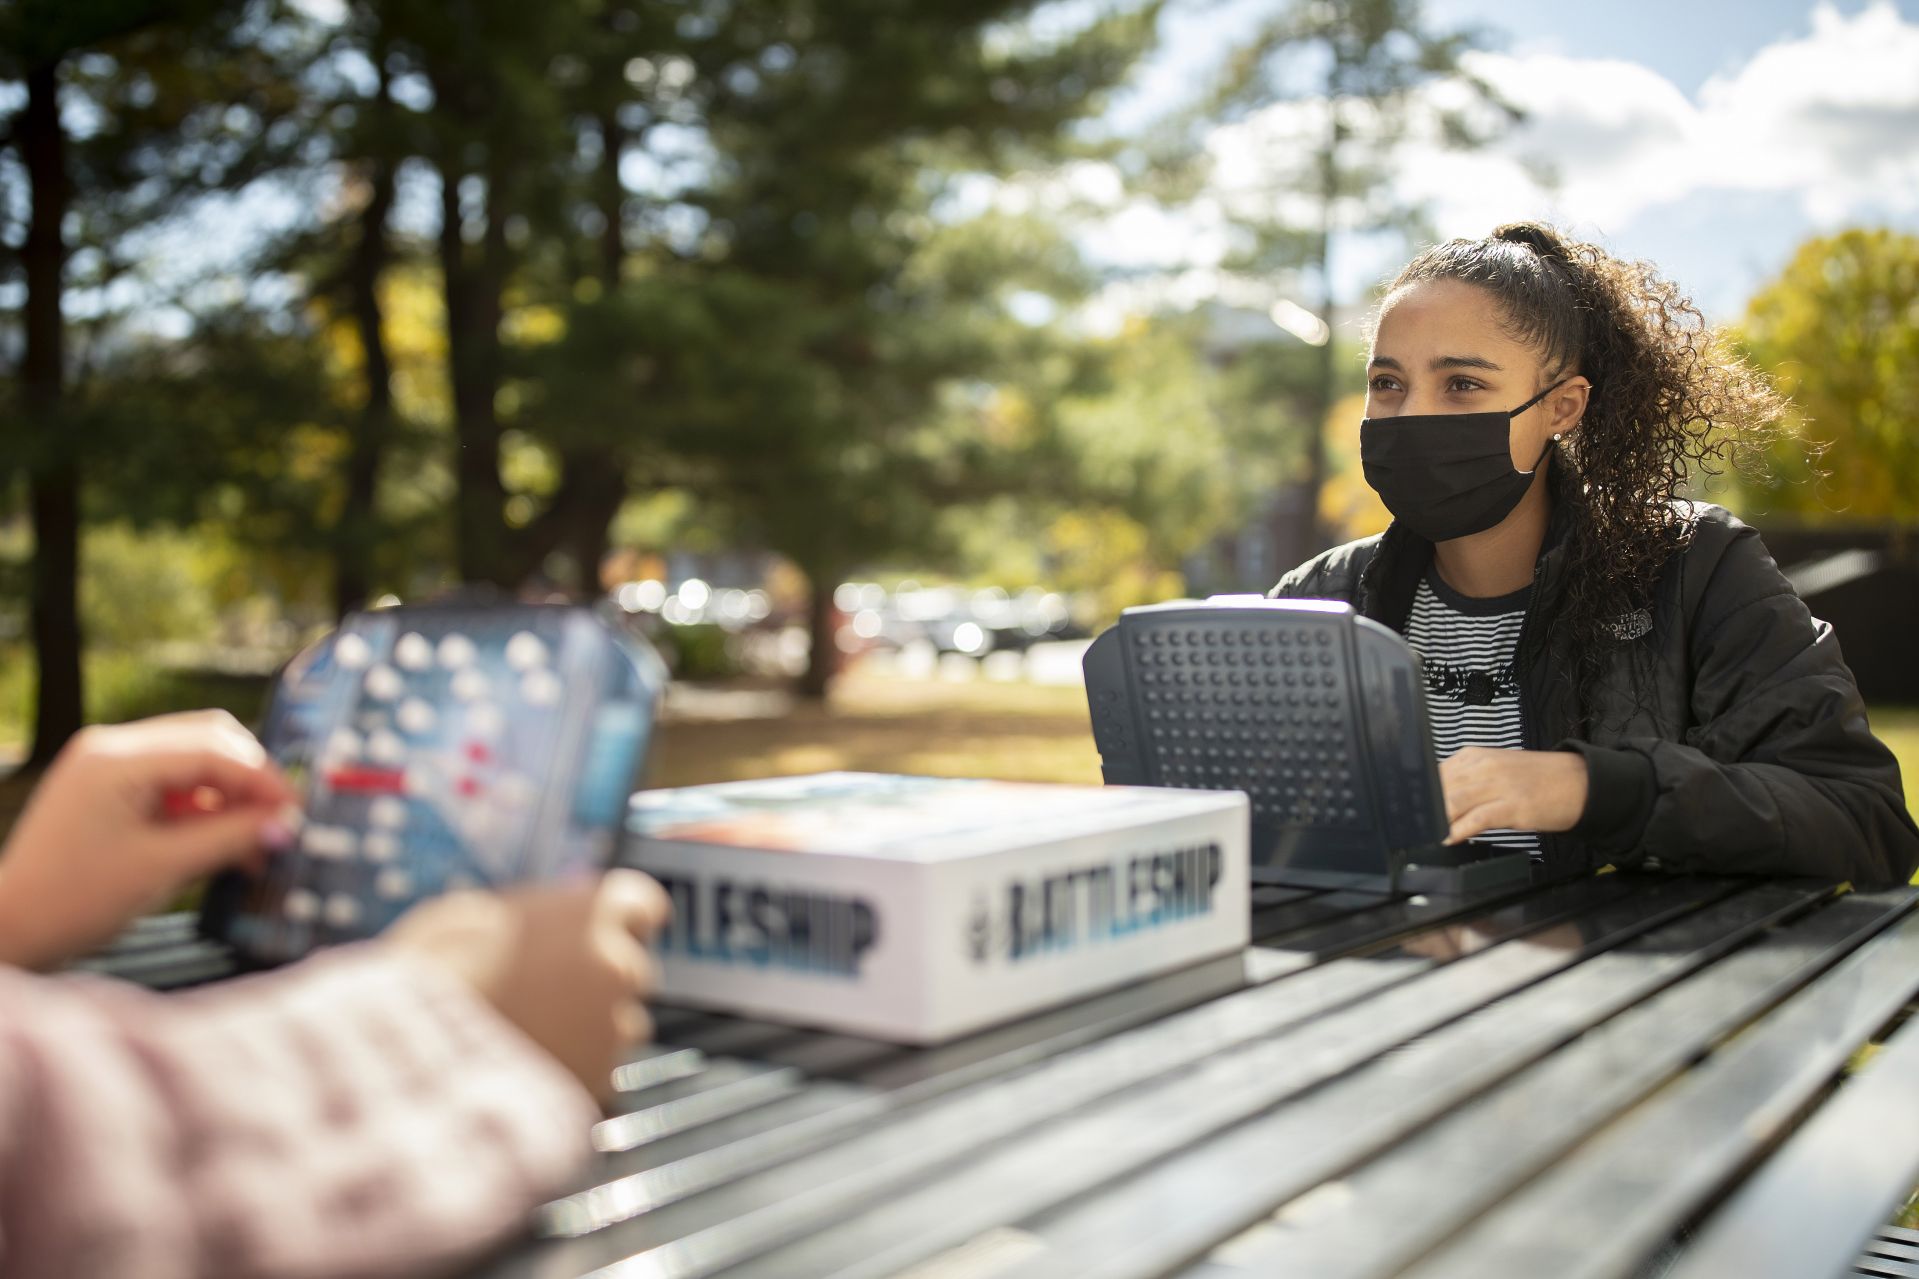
(1366, 354, 1504, 372)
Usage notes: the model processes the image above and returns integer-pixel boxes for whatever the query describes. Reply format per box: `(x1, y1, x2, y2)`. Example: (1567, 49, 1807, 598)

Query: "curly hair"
(1381, 221, 1789, 727)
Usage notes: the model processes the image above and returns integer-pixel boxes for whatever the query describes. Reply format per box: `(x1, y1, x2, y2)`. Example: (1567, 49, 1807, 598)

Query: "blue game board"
(203, 603, 666, 965)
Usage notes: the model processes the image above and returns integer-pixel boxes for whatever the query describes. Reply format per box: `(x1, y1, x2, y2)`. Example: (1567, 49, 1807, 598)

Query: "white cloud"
(1418, 1, 1919, 234)
(1076, 196, 1238, 270)
(1690, 1, 1919, 219)
(1070, 0, 1919, 311)
(961, 158, 1239, 272)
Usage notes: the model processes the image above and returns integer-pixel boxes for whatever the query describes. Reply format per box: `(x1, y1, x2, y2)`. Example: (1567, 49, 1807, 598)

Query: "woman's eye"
(1368, 375, 1402, 392)
(1448, 376, 1484, 393)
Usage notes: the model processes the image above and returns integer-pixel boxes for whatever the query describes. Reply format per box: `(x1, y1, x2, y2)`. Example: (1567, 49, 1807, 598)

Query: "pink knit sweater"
(0, 947, 598, 1279)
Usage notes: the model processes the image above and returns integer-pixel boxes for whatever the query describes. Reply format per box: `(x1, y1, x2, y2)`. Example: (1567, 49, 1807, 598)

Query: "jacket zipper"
(1514, 557, 1546, 751)
(1513, 553, 1565, 871)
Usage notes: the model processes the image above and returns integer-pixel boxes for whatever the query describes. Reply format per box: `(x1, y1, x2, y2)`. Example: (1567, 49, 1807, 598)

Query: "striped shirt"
(1402, 571, 1541, 860)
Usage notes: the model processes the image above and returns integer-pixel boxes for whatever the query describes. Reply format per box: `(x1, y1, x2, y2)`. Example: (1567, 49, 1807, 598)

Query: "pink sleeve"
(0, 945, 598, 1279)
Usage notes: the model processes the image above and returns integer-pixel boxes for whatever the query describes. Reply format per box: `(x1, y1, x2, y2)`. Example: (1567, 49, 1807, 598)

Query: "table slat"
(1250, 885, 1321, 909)
(524, 877, 1650, 1275)
(682, 880, 1732, 1279)
(593, 1084, 870, 1184)
(1165, 886, 1911, 1279)
(1857, 1258, 1919, 1279)
(1251, 891, 1393, 942)
(592, 1065, 806, 1154)
(1666, 980, 1919, 1279)
(1259, 873, 1632, 962)
(1397, 900, 1919, 1279)
(854, 876, 1625, 1097)
(988, 879, 1847, 1279)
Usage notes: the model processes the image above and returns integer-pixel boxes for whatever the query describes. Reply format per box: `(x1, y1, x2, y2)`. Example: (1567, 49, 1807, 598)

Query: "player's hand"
(0, 711, 300, 970)
(1438, 747, 1589, 845)
(386, 871, 670, 1101)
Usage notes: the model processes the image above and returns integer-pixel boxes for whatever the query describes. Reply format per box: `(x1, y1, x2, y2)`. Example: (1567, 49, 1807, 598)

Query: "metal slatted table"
(94, 875, 1919, 1279)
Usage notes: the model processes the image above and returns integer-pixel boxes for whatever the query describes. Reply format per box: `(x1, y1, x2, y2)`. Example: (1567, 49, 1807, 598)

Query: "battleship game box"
(624, 772, 1250, 1043)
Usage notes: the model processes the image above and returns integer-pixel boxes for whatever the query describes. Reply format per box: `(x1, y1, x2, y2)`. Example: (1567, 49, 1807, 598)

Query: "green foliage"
(1053, 316, 1249, 556)
(1731, 228, 1919, 523)
(926, 309, 1340, 616)
(0, 647, 273, 752)
(657, 623, 738, 682)
(78, 524, 220, 648)
(0, 0, 1272, 707)
(621, 2, 1163, 595)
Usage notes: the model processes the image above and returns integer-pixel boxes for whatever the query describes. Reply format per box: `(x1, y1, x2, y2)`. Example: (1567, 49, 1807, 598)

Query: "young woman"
(1271, 222, 1918, 886)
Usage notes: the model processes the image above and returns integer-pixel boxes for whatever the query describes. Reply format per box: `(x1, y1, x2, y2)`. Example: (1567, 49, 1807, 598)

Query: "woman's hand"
(1438, 747, 1589, 845)
(0, 710, 300, 970)
(387, 871, 671, 1101)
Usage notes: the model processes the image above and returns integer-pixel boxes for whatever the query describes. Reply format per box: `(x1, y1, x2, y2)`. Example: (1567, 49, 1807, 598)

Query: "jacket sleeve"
(0, 945, 597, 1279)
(1579, 519, 1919, 886)
(1267, 562, 1321, 599)
(1268, 552, 1348, 601)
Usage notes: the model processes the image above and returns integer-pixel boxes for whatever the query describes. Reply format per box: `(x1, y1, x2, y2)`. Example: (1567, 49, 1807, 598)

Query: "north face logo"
(1609, 610, 1653, 642)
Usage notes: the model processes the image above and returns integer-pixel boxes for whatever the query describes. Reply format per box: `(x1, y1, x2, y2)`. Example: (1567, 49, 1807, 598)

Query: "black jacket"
(1269, 485, 1919, 887)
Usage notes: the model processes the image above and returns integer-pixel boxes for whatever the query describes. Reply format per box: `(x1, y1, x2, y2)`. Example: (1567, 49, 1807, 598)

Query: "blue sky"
(1071, 0, 1919, 322)
(1427, 0, 1917, 93)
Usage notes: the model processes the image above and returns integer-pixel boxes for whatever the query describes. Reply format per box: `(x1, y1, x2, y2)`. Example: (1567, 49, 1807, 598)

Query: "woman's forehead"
(1373, 279, 1535, 364)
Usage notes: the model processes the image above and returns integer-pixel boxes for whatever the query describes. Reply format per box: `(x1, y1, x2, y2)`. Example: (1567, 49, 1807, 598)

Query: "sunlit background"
(1, 0, 1914, 800)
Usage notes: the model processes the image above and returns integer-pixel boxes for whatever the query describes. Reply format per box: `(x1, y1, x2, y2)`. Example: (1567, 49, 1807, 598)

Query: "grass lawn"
(646, 672, 1103, 790)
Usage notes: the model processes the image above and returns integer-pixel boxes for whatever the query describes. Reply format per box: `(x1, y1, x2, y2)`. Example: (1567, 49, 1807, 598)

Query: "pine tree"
(1205, 0, 1516, 571)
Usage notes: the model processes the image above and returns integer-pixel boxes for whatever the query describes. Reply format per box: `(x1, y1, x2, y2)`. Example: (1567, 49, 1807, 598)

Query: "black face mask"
(1359, 380, 1565, 543)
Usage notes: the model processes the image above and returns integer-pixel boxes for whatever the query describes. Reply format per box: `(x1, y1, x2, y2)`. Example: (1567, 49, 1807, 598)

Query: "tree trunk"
(440, 160, 508, 587)
(1293, 107, 1341, 570)
(555, 456, 627, 593)
(559, 109, 633, 592)
(502, 457, 629, 594)
(515, 106, 632, 597)
(336, 140, 397, 617)
(21, 60, 81, 766)
(1296, 259, 1334, 559)
(596, 108, 625, 285)
(798, 571, 841, 701)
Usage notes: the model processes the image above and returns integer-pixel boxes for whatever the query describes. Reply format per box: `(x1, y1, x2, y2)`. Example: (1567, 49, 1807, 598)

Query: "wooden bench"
(96, 874, 1919, 1278)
